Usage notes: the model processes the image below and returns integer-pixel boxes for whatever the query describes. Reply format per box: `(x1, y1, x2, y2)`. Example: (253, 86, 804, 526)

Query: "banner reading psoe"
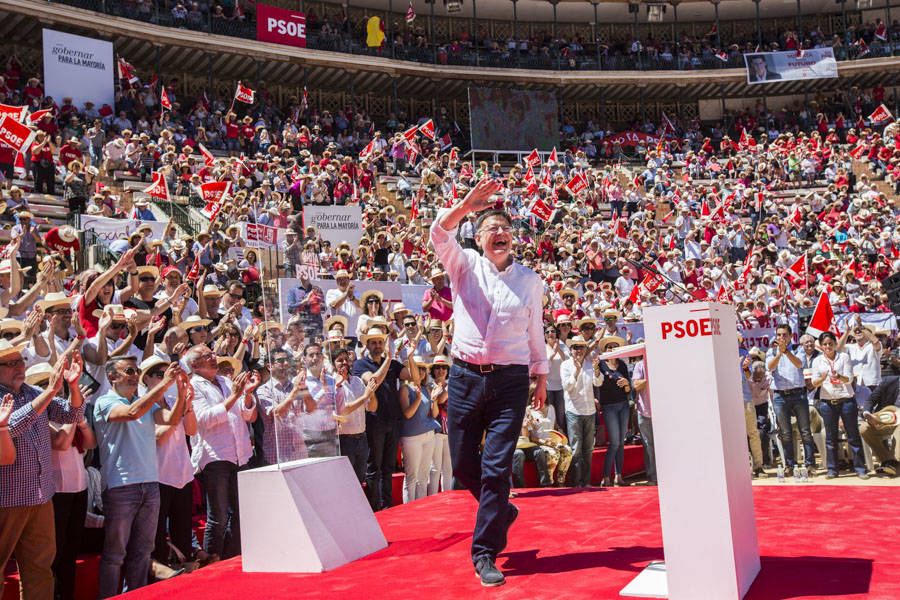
(256, 4, 307, 48)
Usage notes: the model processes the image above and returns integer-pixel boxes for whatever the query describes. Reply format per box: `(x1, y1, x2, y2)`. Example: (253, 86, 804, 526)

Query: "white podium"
(621, 302, 760, 599)
(238, 456, 387, 573)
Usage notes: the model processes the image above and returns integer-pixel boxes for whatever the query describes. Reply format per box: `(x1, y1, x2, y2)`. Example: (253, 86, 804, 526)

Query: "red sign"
(661, 318, 721, 340)
(256, 4, 307, 48)
(244, 223, 279, 249)
(0, 115, 35, 154)
(200, 181, 231, 205)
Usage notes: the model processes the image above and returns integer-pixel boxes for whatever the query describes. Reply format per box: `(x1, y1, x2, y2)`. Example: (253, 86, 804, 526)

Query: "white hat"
(139, 356, 171, 376)
(25, 363, 54, 386)
(58, 226, 77, 243)
(178, 315, 212, 331)
(36, 292, 72, 312)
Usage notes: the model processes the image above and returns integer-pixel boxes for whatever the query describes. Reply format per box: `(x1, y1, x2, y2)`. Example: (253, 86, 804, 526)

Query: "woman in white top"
(355, 290, 386, 340)
(811, 332, 868, 480)
(427, 356, 451, 495)
(48, 374, 97, 600)
(144, 359, 199, 569)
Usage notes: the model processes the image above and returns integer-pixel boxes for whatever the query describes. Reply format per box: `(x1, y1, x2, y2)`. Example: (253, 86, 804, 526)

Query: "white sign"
(43, 29, 114, 114)
(302, 205, 363, 247)
(80, 214, 167, 243)
(743, 48, 838, 85)
(277, 278, 429, 326)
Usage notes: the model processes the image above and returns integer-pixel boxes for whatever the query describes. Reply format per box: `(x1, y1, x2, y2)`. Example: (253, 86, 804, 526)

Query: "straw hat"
(258, 321, 284, 333)
(559, 288, 578, 298)
(136, 266, 159, 279)
(602, 309, 621, 320)
(217, 356, 242, 374)
(388, 304, 410, 319)
(429, 268, 446, 280)
(411, 355, 432, 369)
(360, 290, 383, 305)
(139, 356, 170, 376)
(36, 292, 72, 312)
(335, 269, 351, 279)
(360, 327, 388, 344)
(178, 315, 212, 331)
(598, 335, 626, 350)
(0, 260, 31, 275)
(323, 315, 348, 333)
(202, 284, 225, 297)
(25, 363, 54, 387)
(0, 338, 28, 361)
(0, 319, 23, 334)
(325, 329, 346, 345)
(567, 335, 590, 348)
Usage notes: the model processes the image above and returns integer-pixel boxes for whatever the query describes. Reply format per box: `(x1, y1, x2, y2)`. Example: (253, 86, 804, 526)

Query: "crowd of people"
(3, 40, 900, 598)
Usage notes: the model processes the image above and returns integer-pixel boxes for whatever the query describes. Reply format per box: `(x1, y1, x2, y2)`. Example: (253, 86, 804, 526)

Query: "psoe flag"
(43, 29, 114, 114)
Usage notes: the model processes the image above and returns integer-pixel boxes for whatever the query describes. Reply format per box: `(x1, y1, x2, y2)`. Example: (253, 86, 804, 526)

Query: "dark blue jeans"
(818, 399, 866, 475)
(546, 389, 567, 438)
(340, 433, 369, 483)
(200, 460, 241, 560)
(566, 412, 596, 487)
(601, 401, 630, 478)
(97, 482, 160, 599)
(773, 389, 816, 468)
(447, 363, 529, 564)
(365, 416, 400, 511)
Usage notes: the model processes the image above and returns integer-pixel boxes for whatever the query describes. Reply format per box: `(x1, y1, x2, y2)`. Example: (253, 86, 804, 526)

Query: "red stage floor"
(110, 485, 899, 600)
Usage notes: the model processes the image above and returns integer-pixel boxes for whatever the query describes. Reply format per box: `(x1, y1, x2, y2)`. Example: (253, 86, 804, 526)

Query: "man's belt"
(452, 358, 522, 374)
(779, 387, 807, 395)
(822, 398, 855, 405)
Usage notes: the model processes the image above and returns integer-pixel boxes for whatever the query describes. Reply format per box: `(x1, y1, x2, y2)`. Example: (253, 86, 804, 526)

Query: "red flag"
(876, 22, 888, 41)
(796, 46, 805, 59)
(701, 199, 711, 218)
(706, 23, 717, 36)
(187, 255, 201, 282)
(530, 198, 554, 221)
(198, 143, 215, 167)
(542, 168, 551, 189)
(26, 109, 53, 124)
(439, 133, 452, 150)
(547, 147, 558, 165)
(358, 139, 374, 160)
(716, 285, 733, 304)
(142, 171, 170, 201)
(661, 209, 675, 223)
(410, 187, 423, 220)
(449, 147, 458, 162)
(784, 253, 807, 280)
(234, 81, 255, 104)
(0, 104, 27, 123)
(869, 103, 893, 125)
(849, 143, 866, 159)
(715, 49, 728, 62)
(402, 125, 418, 144)
(450, 181, 458, 202)
(406, 1, 416, 23)
(806, 291, 837, 337)
(117, 57, 139, 86)
(525, 148, 540, 167)
(787, 205, 803, 230)
(565, 172, 587, 195)
(857, 39, 870, 58)
(418, 119, 435, 140)
(615, 218, 628, 241)
(160, 87, 172, 111)
(0, 115, 36, 154)
(200, 181, 231, 209)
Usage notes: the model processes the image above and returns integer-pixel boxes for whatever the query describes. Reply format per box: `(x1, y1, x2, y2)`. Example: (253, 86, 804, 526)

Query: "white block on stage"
(238, 456, 387, 573)
(621, 302, 760, 600)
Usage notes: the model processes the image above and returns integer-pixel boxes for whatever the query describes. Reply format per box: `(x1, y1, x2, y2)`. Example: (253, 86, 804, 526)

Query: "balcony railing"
(48, 0, 900, 72)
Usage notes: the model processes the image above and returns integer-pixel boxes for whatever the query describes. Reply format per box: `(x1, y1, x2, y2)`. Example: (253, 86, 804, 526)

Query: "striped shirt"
(0, 383, 85, 507)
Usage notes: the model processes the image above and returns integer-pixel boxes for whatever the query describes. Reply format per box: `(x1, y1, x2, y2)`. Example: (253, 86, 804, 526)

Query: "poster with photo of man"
(744, 48, 838, 85)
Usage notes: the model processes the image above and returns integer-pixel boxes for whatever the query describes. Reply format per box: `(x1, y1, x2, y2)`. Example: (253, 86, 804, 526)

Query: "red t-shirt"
(225, 123, 240, 139)
(78, 296, 101, 338)
(30, 142, 53, 164)
(58, 144, 83, 167)
(241, 125, 255, 140)
(44, 227, 81, 253)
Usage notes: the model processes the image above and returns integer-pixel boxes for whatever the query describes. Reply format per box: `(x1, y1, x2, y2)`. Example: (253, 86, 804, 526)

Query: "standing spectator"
(0, 348, 85, 600)
(186, 344, 259, 560)
(422, 268, 453, 322)
(631, 354, 656, 485)
(560, 335, 600, 488)
(595, 335, 631, 487)
(93, 357, 187, 598)
(324, 270, 361, 347)
(30, 130, 57, 195)
(766, 324, 817, 476)
(255, 348, 309, 465)
(10, 211, 43, 278)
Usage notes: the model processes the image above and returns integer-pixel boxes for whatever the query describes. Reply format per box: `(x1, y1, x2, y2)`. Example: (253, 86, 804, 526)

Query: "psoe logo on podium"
(660, 315, 722, 340)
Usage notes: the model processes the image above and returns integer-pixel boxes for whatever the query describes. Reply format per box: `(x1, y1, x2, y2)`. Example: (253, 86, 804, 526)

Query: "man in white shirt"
(840, 324, 883, 391)
(324, 270, 361, 346)
(430, 178, 547, 587)
(185, 344, 259, 560)
(559, 336, 603, 488)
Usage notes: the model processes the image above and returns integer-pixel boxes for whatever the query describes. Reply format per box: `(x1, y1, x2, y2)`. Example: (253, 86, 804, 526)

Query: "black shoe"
(783, 467, 794, 478)
(498, 503, 519, 553)
(882, 460, 899, 476)
(825, 472, 838, 479)
(752, 468, 768, 479)
(857, 472, 871, 480)
(475, 558, 506, 587)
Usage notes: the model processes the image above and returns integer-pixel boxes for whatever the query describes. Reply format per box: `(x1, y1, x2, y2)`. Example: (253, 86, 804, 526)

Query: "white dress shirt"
(335, 376, 368, 435)
(325, 287, 361, 338)
(559, 358, 603, 415)
(430, 212, 548, 374)
(304, 373, 337, 432)
(144, 384, 194, 489)
(190, 374, 254, 472)
(847, 341, 882, 387)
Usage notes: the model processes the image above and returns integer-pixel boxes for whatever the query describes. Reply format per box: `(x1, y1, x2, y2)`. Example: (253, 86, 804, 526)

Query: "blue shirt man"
(765, 324, 815, 471)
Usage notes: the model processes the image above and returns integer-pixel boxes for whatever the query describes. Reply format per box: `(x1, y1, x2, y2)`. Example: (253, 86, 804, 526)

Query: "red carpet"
(108, 486, 899, 600)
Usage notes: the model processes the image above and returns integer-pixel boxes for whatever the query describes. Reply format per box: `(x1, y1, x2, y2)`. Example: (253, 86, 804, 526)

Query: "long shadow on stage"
(501, 548, 872, 599)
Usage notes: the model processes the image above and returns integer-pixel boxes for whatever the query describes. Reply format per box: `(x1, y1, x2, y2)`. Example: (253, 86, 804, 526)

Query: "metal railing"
(149, 196, 204, 237)
(47, 0, 900, 73)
